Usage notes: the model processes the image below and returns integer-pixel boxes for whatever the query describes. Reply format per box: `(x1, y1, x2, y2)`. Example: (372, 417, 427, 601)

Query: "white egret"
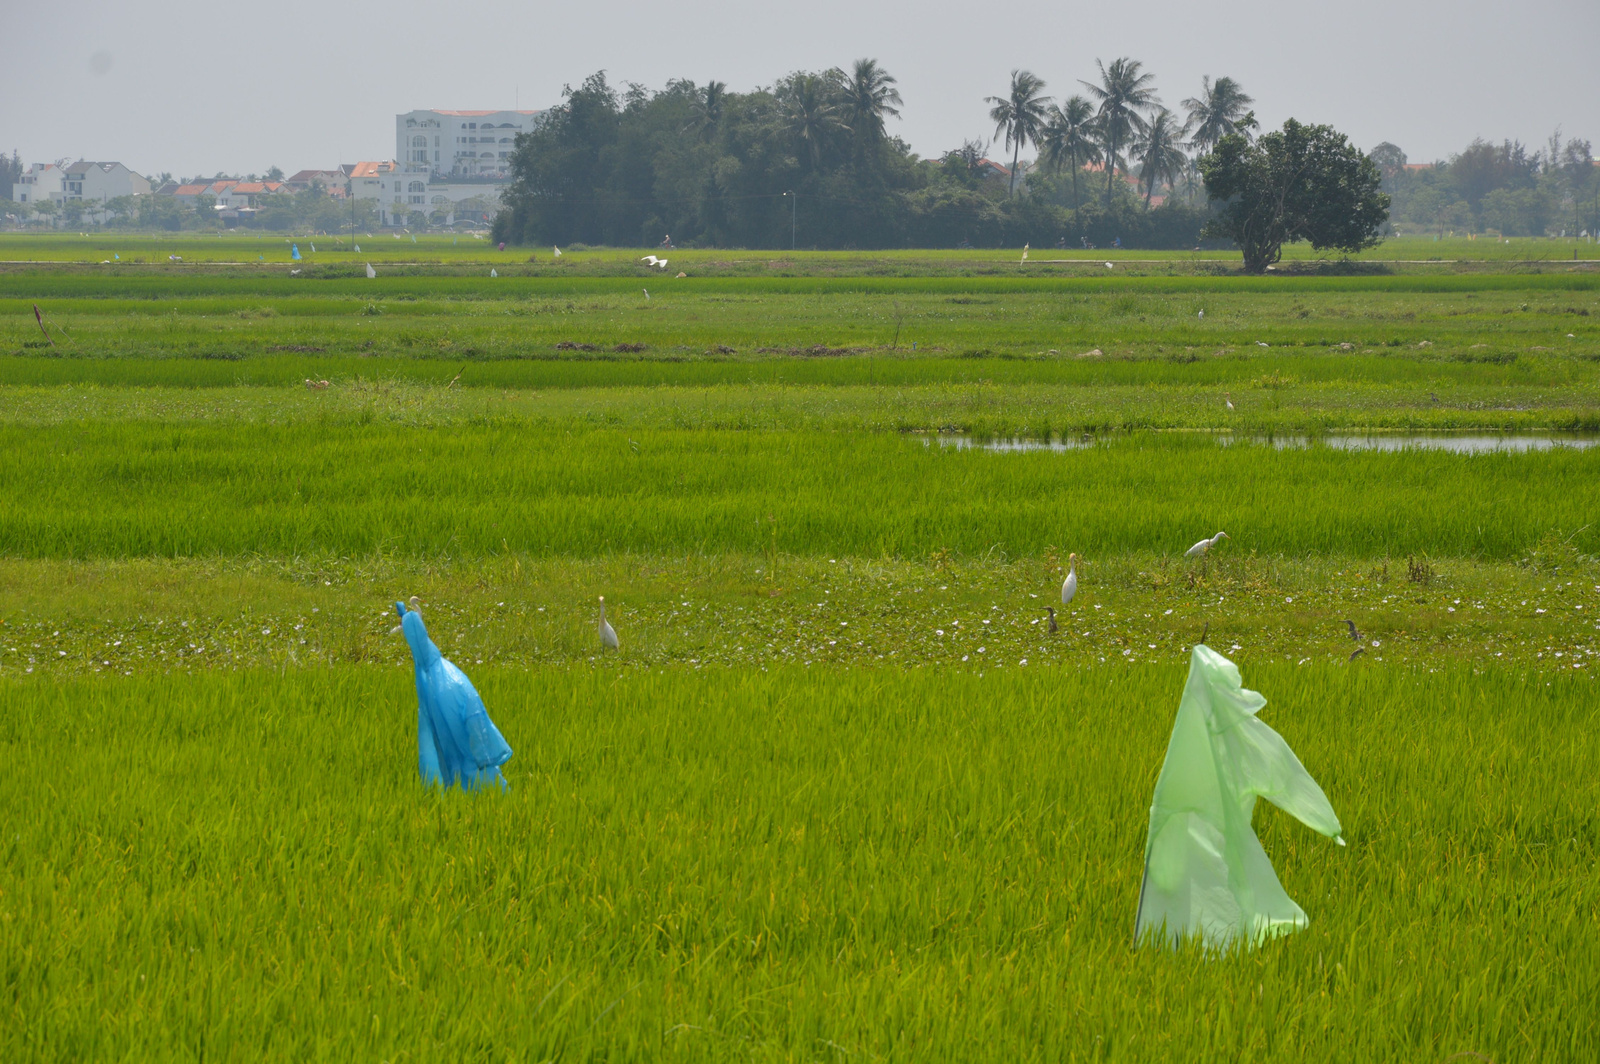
(1061, 552, 1079, 604)
(1197, 309, 1204, 319)
(1184, 531, 1229, 559)
(643, 288, 650, 300)
(365, 262, 376, 278)
(598, 596, 619, 649)
(1225, 392, 1234, 410)
(490, 268, 497, 278)
(655, 258, 668, 270)
(1021, 243, 1029, 263)
(552, 246, 562, 258)
(641, 255, 660, 266)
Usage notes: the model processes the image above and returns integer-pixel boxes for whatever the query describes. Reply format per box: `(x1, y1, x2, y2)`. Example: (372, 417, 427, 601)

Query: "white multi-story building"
(14, 163, 61, 205)
(397, 109, 543, 178)
(356, 108, 544, 227)
(15, 160, 151, 222)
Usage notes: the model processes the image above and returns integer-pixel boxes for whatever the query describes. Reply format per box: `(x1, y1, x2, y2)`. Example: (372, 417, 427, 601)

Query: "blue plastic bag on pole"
(395, 601, 512, 790)
(1135, 644, 1343, 949)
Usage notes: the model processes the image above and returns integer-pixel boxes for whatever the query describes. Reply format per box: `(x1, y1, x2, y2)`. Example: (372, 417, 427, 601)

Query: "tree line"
(493, 61, 1279, 251)
(1374, 133, 1599, 237)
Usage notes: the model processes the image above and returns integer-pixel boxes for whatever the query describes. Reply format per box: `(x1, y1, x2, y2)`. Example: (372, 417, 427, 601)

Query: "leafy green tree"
(265, 166, 284, 181)
(1038, 96, 1100, 211)
(103, 194, 140, 226)
(1448, 139, 1537, 210)
(0, 150, 22, 201)
(1132, 107, 1187, 206)
(1368, 142, 1408, 186)
(985, 70, 1051, 197)
(137, 193, 187, 230)
(1481, 187, 1552, 236)
(1081, 57, 1158, 207)
(1180, 76, 1256, 154)
(1199, 118, 1389, 272)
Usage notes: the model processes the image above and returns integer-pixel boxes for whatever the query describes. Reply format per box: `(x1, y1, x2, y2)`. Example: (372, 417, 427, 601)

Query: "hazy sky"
(4, 0, 1596, 178)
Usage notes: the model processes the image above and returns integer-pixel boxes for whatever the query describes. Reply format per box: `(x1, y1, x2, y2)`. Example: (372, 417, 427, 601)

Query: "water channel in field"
(928, 434, 1600, 454)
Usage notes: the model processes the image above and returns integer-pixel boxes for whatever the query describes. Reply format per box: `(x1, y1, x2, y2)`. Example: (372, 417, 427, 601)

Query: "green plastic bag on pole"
(1135, 644, 1344, 949)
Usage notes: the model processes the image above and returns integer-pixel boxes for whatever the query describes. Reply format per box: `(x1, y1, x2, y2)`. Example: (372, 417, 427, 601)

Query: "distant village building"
(16, 160, 150, 207)
(396, 109, 543, 178)
(355, 108, 546, 227)
(283, 169, 348, 196)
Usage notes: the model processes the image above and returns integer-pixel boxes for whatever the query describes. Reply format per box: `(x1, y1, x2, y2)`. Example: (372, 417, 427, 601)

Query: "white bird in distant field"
(598, 596, 619, 649)
(552, 246, 562, 258)
(490, 268, 498, 278)
(1184, 531, 1229, 559)
(1104, 261, 1114, 269)
(290, 268, 301, 276)
(354, 243, 361, 252)
(1021, 243, 1029, 263)
(1061, 552, 1080, 604)
(641, 255, 661, 266)
(655, 258, 668, 269)
(366, 262, 376, 278)
(1198, 309, 1204, 319)
(1225, 392, 1234, 410)
(643, 288, 650, 300)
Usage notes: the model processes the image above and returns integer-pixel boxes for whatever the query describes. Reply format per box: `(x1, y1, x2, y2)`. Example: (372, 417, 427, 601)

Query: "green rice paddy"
(2, 235, 1597, 1061)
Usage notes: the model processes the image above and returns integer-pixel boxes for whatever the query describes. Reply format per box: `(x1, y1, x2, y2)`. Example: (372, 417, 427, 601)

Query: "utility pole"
(783, 190, 795, 250)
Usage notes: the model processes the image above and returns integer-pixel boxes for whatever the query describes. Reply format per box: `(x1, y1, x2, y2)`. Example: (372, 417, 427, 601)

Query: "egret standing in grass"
(1061, 552, 1080, 604)
(598, 596, 619, 650)
(1225, 392, 1234, 410)
(1185, 531, 1229, 559)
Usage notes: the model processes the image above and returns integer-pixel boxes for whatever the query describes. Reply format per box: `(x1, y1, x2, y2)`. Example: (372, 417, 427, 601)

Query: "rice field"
(2, 245, 1598, 1061)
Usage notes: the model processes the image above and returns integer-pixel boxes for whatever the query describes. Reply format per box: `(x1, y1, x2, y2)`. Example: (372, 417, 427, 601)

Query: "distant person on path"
(393, 599, 512, 790)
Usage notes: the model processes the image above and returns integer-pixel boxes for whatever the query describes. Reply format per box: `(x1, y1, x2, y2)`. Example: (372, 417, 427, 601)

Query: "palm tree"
(781, 73, 847, 172)
(842, 59, 903, 159)
(1039, 95, 1102, 212)
(986, 70, 1052, 197)
(1081, 57, 1160, 207)
(1130, 107, 1187, 206)
(683, 80, 728, 140)
(1181, 76, 1257, 155)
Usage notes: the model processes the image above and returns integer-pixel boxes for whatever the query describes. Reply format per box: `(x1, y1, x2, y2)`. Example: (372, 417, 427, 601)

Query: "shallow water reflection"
(931, 434, 1599, 454)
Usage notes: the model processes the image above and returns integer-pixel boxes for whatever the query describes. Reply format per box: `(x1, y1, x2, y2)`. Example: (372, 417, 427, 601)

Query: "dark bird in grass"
(1046, 606, 1059, 634)
(1345, 619, 1365, 660)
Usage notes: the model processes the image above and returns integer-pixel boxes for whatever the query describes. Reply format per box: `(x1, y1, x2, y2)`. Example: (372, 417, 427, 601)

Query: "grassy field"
(5, 665, 1596, 1060)
(2, 247, 1598, 1061)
